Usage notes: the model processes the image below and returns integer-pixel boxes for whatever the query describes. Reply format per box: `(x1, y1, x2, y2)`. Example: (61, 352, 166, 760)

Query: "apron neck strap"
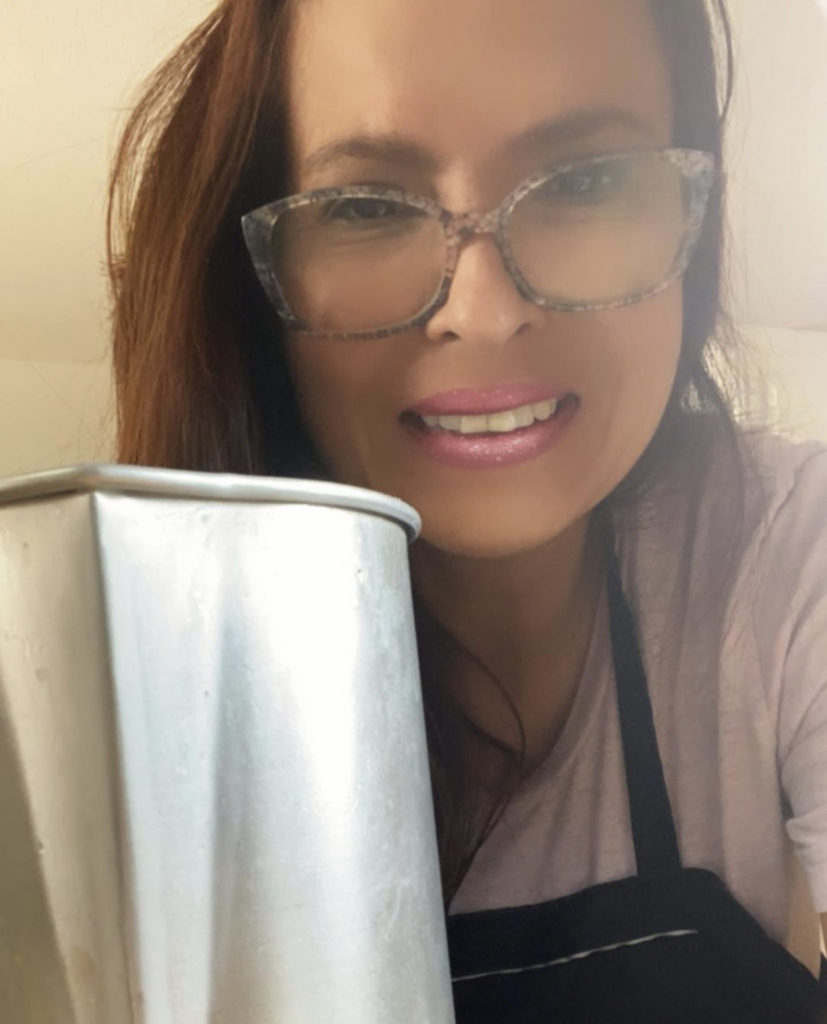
(605, 541, 682, 878)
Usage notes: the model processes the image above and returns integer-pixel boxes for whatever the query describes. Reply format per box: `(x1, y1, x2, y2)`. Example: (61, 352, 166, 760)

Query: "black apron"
(447, 551, 827, 1023)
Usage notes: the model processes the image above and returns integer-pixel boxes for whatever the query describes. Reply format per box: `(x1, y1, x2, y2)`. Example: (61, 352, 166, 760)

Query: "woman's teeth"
(421, 399, 559, 436)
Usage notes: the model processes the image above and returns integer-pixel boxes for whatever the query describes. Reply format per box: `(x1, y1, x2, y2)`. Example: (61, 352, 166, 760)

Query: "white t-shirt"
(451, 432, 827, 976)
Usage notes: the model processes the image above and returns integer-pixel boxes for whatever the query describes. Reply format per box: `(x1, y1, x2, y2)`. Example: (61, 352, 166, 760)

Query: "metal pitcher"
(0, 465, 455, 1024)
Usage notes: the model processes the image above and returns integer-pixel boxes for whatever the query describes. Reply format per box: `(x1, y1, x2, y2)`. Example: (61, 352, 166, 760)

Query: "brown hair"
(108, 0, 740, 901)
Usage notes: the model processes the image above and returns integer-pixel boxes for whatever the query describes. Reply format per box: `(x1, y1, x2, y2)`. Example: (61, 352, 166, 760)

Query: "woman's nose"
(423, 234, 544, 346)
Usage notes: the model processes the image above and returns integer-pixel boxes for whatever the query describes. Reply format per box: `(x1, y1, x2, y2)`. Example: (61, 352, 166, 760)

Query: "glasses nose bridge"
(449, 206, 503, 246)
(444, 207, 509, 284)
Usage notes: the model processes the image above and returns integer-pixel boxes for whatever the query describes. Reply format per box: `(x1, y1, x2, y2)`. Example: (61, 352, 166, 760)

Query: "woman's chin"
(413, 510, 585, 563)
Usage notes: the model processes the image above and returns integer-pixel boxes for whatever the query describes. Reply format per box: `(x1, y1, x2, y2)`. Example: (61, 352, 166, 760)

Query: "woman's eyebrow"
(302, 106, 658, 177)
(302, 134, 440, 178)
(507, 106, 659, 162)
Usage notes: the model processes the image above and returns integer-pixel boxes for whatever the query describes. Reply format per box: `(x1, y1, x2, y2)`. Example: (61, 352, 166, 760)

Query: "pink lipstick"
(403, 385, 580, 470)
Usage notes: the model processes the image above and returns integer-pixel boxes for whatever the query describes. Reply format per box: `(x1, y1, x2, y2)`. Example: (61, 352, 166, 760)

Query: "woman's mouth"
(401, 394, 580, 469)
(419, 398, 560, 436)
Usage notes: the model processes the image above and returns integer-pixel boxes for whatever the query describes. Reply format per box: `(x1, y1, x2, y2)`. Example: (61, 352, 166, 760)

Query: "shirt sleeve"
(755, 445, 827, 911)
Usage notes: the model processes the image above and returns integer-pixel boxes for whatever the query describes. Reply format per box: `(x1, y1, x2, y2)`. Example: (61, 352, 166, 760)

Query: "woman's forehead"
(288, 0, 673, 185)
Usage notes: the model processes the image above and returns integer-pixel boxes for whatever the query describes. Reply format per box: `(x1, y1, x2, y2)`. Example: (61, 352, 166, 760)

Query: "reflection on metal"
(0, 465, 453, 1024)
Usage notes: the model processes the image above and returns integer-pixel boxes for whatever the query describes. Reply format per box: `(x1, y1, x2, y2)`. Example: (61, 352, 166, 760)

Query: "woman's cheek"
(284, 336, 390, 488)
(571, 289, 684, 500)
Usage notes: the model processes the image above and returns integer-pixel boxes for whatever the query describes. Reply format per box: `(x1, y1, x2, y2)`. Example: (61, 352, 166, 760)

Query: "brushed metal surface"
(0, 464, 420, 542)
(0, 479, 453, 1024)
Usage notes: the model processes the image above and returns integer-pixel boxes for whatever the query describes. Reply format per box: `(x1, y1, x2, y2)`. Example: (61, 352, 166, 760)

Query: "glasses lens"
(507, 153, 689, 306)
(270, 195, 446, 334)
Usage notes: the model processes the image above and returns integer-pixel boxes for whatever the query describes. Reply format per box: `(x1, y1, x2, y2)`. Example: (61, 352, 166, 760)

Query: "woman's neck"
(410, 515, 604, 763)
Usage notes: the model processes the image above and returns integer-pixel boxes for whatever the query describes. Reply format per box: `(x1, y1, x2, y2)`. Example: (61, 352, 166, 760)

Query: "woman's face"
(284, 0, 680, 558)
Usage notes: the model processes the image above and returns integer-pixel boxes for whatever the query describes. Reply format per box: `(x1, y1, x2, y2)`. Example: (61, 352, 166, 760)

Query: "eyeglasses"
(242, 148, 714, 340)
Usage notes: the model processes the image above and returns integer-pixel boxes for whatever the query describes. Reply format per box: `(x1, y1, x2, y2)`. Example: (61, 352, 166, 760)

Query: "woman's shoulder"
(735, 429, 827, 638)
(615, 419, 827, 630)
(730, 429, 827, 643)
(739, 428, 827, 529)
(632, 420, 827, 563)
(678, 415, 827, 530)
(684, 426, 827, 715)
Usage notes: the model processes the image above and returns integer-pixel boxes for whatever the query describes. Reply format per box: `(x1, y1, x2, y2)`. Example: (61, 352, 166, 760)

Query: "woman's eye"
(539, 166, 626, 204)
(324, 197, 409, 223)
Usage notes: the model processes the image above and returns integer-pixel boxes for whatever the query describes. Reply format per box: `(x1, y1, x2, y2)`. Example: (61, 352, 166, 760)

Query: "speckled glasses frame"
(241, 148, 714, 340)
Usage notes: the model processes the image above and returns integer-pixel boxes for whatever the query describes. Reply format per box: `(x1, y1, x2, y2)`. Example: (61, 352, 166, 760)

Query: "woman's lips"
(402, 393, 580, 470)
(409, 382, 567, 417)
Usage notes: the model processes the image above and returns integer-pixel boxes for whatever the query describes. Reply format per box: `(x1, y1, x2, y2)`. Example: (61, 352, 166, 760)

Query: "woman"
(108, 0, 827, 1018)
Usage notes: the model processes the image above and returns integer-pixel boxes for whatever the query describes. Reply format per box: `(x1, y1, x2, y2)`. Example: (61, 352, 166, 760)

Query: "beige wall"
(1, 0, 211, 477)
(0, 358, 114, 477)
(725, 0, 827, 329)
